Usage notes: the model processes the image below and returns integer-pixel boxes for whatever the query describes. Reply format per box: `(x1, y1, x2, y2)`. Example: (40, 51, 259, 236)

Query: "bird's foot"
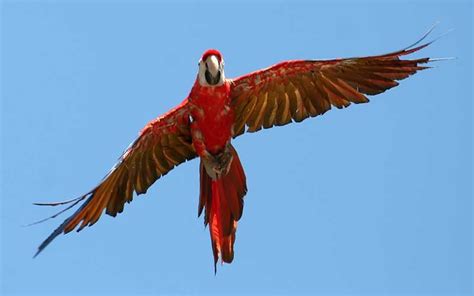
(202, 145, 234, 180)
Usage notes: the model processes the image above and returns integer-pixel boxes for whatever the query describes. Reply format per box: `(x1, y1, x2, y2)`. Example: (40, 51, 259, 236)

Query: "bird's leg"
(213, 142, 234, 177)
(200, 143, 233, 180)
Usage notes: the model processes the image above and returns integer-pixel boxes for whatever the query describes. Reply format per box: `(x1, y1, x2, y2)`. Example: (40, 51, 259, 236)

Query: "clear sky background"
(1, 0, 472, 295)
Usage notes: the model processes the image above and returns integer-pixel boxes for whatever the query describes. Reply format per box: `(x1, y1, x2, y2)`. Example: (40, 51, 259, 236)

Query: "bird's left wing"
(230, 40, 433, 137)
(34, 99, 196, 256)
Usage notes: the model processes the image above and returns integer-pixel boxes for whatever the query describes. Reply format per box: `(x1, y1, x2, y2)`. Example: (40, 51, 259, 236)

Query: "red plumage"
(202, 48, 223, 62)
(189, 81, 233, 154)
(199, 145, 246, 271)
(34, 30, 438, 271)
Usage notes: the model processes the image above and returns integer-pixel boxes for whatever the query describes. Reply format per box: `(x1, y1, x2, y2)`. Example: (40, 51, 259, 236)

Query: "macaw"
(34, 30, 438, 271)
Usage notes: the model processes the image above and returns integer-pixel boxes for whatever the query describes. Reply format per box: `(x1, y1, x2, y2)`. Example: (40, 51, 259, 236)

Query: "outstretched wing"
(230, 39, 434, 137)
(35, 99, 196, 256)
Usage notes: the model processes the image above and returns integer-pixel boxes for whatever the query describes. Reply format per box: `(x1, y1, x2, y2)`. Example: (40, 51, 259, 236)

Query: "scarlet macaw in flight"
(34, 30, 439, 271)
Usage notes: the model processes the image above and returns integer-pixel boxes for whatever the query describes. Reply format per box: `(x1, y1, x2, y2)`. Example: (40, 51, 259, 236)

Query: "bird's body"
(188, 70, 245, 268)
(189, 81, 233, 155)
(34, 31, 439, 271)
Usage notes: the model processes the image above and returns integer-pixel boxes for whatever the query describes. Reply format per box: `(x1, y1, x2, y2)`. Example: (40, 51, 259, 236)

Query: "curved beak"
(206, 55, 220, 76)
(205, 55, 221, 85)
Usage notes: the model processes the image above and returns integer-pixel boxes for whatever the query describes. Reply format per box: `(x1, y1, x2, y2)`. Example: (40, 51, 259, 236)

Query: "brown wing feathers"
(231, 40, 433, 137)
(34, 28, 440, 259)
(34, 105, 195, 256)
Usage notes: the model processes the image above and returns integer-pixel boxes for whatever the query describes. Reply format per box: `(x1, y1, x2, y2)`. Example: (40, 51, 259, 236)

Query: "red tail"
(198, 145, 247, 272)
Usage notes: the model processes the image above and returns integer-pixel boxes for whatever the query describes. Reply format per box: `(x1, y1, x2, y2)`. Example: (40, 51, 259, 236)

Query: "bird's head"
(197, 49, 225, 87)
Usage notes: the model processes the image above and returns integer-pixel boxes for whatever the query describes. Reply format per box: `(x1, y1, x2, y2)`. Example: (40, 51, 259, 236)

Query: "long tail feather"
(198, 145, 247, 272)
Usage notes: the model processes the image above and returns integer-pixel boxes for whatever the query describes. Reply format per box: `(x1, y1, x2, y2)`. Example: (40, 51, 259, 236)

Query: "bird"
(33, 27, 442, 272)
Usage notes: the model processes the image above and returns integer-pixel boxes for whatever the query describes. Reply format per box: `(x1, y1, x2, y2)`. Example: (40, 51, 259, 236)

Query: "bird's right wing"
(34, 99, 196, 256)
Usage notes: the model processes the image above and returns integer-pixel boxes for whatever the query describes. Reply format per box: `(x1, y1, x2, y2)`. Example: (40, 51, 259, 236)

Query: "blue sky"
(1, 1, 472, 295)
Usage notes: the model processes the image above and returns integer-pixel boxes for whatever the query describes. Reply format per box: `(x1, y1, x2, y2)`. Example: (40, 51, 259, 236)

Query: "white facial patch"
(198, 55, 225, 87)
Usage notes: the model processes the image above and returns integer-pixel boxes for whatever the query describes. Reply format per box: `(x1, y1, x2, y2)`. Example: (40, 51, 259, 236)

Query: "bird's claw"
(203, 145, 233, 180)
